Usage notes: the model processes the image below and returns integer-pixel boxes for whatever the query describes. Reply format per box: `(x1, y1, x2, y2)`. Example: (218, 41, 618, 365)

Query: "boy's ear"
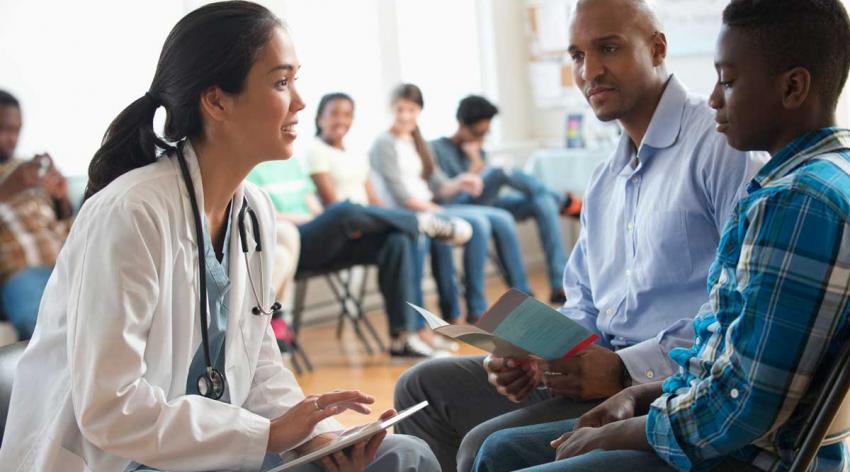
(778, 67, 812, 110)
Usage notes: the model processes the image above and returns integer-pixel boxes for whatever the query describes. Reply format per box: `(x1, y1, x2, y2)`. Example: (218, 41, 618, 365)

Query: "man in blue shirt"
(472, 0, 850, 471)
(431, 96, 583, 305)
(393, 0, 764, 470)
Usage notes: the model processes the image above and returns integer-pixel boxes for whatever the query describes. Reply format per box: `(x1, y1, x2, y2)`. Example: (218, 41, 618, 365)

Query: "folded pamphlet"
(409, 289, 597, 360)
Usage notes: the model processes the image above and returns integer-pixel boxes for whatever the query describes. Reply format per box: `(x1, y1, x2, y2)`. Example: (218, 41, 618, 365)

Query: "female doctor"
(0, 2, 438, 471)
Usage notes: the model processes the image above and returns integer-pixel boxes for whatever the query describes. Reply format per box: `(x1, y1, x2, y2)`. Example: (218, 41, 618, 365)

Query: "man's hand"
(484, 355, 542, 403)
(543, 344, 626, 400)
(0, 157, 40, 202)
(460, 141, 485, 174)
(39, 155, 68, 201)
(456, 173, 483, 197)
(551, 416, 651, 461)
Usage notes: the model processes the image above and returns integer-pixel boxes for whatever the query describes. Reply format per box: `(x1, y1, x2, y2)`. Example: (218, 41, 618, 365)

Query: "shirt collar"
(612, 75, 689, 174)
(642, 75, 689, 151)
(749, 128, 850, 192)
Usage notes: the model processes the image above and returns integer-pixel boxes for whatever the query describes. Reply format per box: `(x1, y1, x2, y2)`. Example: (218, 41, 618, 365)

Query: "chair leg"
(326, 272, 374, 355)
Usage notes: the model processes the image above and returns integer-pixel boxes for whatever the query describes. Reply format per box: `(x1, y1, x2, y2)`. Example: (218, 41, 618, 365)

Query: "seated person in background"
(305, 91, 470, 353)
(393, 0, 763, 470)
(473, 0, 850, 471)
(0, 90, 72, 340)
(432, 95, 582, 304)
(247, 154, 466, 358)
(370, 83, 532, 324)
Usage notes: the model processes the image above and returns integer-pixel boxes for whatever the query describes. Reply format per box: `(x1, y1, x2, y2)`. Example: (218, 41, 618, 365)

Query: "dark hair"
(314, 92, 354, 137)
(84, 1, 282, 200)
(723, 0, 850, 111)
(456, 95, 498, 126)
(0, 90, 19, 109)
(391, 83, 435, 180)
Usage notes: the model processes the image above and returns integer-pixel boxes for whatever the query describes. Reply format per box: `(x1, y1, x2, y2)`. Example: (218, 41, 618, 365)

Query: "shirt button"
(606, 308, 614, 315)
(646, 370, 655, 379)
(632, 176, 640, 184)
(730, 388, 740, 399)
(625, 269, 632, 276)
(627, 222, 634, 231)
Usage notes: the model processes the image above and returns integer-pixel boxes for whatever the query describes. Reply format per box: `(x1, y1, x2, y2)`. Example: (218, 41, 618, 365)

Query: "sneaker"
(390, 333, 451, 358)
(428, 335, 460, 352)
(560, 193, 583, 218)
(417, 213, 473, 245)
(270, 318, 294, 344)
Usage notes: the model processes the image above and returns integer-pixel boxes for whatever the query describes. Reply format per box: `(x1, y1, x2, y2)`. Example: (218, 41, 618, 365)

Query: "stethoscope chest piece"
(197, 367, 226, 400)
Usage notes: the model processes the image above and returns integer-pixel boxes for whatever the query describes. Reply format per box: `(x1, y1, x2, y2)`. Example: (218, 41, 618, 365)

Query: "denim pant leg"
(473, 419, 575, 472)
(348, 232, 418, 335)
(494, 193, 567, 291)
(430, 240, 462, 321)
(476, 206, 531, 293)
(0, 266, 53, 340)
(439, 206, 491, 316)
(516, 449, 675, 472)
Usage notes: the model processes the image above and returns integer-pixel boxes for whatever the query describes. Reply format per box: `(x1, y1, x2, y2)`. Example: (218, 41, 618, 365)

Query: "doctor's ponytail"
(84, 1, 282, 200)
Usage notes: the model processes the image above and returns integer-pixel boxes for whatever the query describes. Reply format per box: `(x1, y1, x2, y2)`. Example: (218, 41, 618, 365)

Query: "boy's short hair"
(722, 0, 850, 111)
(456, 95, 499, 126)
(0, 90, 19, 109)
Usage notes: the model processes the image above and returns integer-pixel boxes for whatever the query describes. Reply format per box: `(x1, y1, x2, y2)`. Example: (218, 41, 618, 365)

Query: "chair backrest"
(0, 341, 28, 446)
(822, 388, 850, 445)
(790, 340, 850, 472)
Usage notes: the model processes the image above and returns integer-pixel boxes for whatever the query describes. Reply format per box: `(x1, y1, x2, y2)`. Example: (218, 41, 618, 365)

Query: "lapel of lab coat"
(180, 141, 254, 403)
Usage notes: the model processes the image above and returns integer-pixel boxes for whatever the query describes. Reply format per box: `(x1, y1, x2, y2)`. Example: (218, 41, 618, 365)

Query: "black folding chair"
(789, 341, 850, 471)
(290, 266, 385, 372)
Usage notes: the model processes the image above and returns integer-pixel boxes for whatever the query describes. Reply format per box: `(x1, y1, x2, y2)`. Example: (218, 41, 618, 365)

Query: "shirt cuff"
(616, 338, 678, 384)
(236, 410, 273, 472)
(647, 394, 695, 471)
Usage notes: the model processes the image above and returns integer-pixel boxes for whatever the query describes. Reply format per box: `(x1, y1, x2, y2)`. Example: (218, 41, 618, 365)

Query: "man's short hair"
(722, 0, 850, 110)
(456, 95, 498, 126)
(0, 90, 19, 109)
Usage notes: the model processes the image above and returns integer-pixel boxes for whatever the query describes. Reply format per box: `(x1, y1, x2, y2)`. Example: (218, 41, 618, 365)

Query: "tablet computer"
(269, 401, 429, 472)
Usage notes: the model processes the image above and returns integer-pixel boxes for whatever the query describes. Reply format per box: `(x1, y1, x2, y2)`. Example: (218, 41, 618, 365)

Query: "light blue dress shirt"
(561, 75, 766, 383)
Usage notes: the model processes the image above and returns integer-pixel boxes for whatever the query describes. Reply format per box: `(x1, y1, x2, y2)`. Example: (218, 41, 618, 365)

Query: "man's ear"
(778, 67, 812, 110)
(651, 31, 667, 67)
(199, 86, 232, 123)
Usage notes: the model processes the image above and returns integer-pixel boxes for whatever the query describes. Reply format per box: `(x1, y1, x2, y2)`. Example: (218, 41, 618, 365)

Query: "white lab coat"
(0, 143, 341, 471)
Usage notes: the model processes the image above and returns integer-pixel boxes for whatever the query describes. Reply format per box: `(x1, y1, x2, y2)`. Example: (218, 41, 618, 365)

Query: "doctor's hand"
(484, 355, 542, 403)
(267, 390, 376, 453)
(542, 345, 626, 400)
(318, 409, 395, 472)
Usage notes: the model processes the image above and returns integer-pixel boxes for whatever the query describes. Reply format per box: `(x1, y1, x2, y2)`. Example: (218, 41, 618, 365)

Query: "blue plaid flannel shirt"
(646, 128, 850, 471)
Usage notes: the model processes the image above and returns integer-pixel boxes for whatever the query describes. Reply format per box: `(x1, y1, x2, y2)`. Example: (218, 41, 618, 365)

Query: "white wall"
(1, 0, 184, 175)
(1, 0, 484, 176)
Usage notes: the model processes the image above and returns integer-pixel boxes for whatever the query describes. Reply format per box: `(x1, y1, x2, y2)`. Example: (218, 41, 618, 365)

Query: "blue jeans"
(433, 205, 530, 317)
(413, 237, 462, 327)
(473, 419, 760, 472)
(0, 266, 53, 340)
(454, 167, 567, 291)
(296, 202, 421, 335)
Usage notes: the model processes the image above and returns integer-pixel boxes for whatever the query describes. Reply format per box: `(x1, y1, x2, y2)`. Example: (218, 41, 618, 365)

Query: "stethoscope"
(175, 142, 281, 400)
